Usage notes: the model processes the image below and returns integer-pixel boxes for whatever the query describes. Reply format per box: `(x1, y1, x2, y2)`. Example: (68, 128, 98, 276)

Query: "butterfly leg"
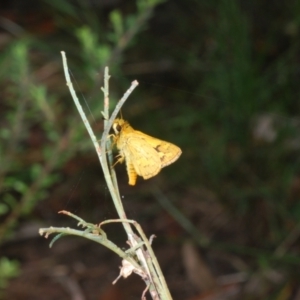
(112, 154, 125, 168)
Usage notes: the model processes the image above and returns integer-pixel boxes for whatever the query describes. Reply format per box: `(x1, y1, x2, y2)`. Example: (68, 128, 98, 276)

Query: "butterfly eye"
(113, 123, 122, 134)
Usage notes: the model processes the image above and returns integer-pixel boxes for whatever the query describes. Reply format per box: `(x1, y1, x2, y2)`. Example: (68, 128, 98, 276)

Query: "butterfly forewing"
(130, 131, 182, 167)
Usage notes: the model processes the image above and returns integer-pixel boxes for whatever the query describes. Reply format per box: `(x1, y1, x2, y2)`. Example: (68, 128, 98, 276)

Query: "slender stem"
(100, 79, 139, 231)
(98, 78, 164, 297)
(61, 52, 102, 159)
(39, 226, 140, 269)
(60, 51, 172, 299)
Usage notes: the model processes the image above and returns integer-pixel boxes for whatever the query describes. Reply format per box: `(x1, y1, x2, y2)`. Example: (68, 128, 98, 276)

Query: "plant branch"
(58, 51, 172, 299)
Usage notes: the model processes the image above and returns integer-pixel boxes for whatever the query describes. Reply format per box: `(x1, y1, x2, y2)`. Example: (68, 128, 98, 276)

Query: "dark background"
(1, 0, 300, 299)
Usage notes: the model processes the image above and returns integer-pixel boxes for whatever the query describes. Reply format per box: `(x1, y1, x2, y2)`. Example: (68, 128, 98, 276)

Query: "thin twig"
(39, 226, 140, 270)
(101, 80, 139, 143)
(60, 52, 172, 299)
(61, 52, 101, 157)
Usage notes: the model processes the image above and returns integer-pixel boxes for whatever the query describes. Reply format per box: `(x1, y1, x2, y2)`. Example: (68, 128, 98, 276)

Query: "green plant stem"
(39, 226, 140, 269)
(60, 51, 172, 299)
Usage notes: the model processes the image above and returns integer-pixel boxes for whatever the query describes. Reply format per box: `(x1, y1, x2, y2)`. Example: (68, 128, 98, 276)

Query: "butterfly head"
(113, 118, 126, 135)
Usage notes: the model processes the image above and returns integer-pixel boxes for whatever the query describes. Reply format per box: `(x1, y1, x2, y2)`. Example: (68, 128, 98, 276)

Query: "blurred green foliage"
(0, 0, 163, 239)
(0, 257, 19, 296)
(1, 0, 300, 297)
(0, 0, 164, 293)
